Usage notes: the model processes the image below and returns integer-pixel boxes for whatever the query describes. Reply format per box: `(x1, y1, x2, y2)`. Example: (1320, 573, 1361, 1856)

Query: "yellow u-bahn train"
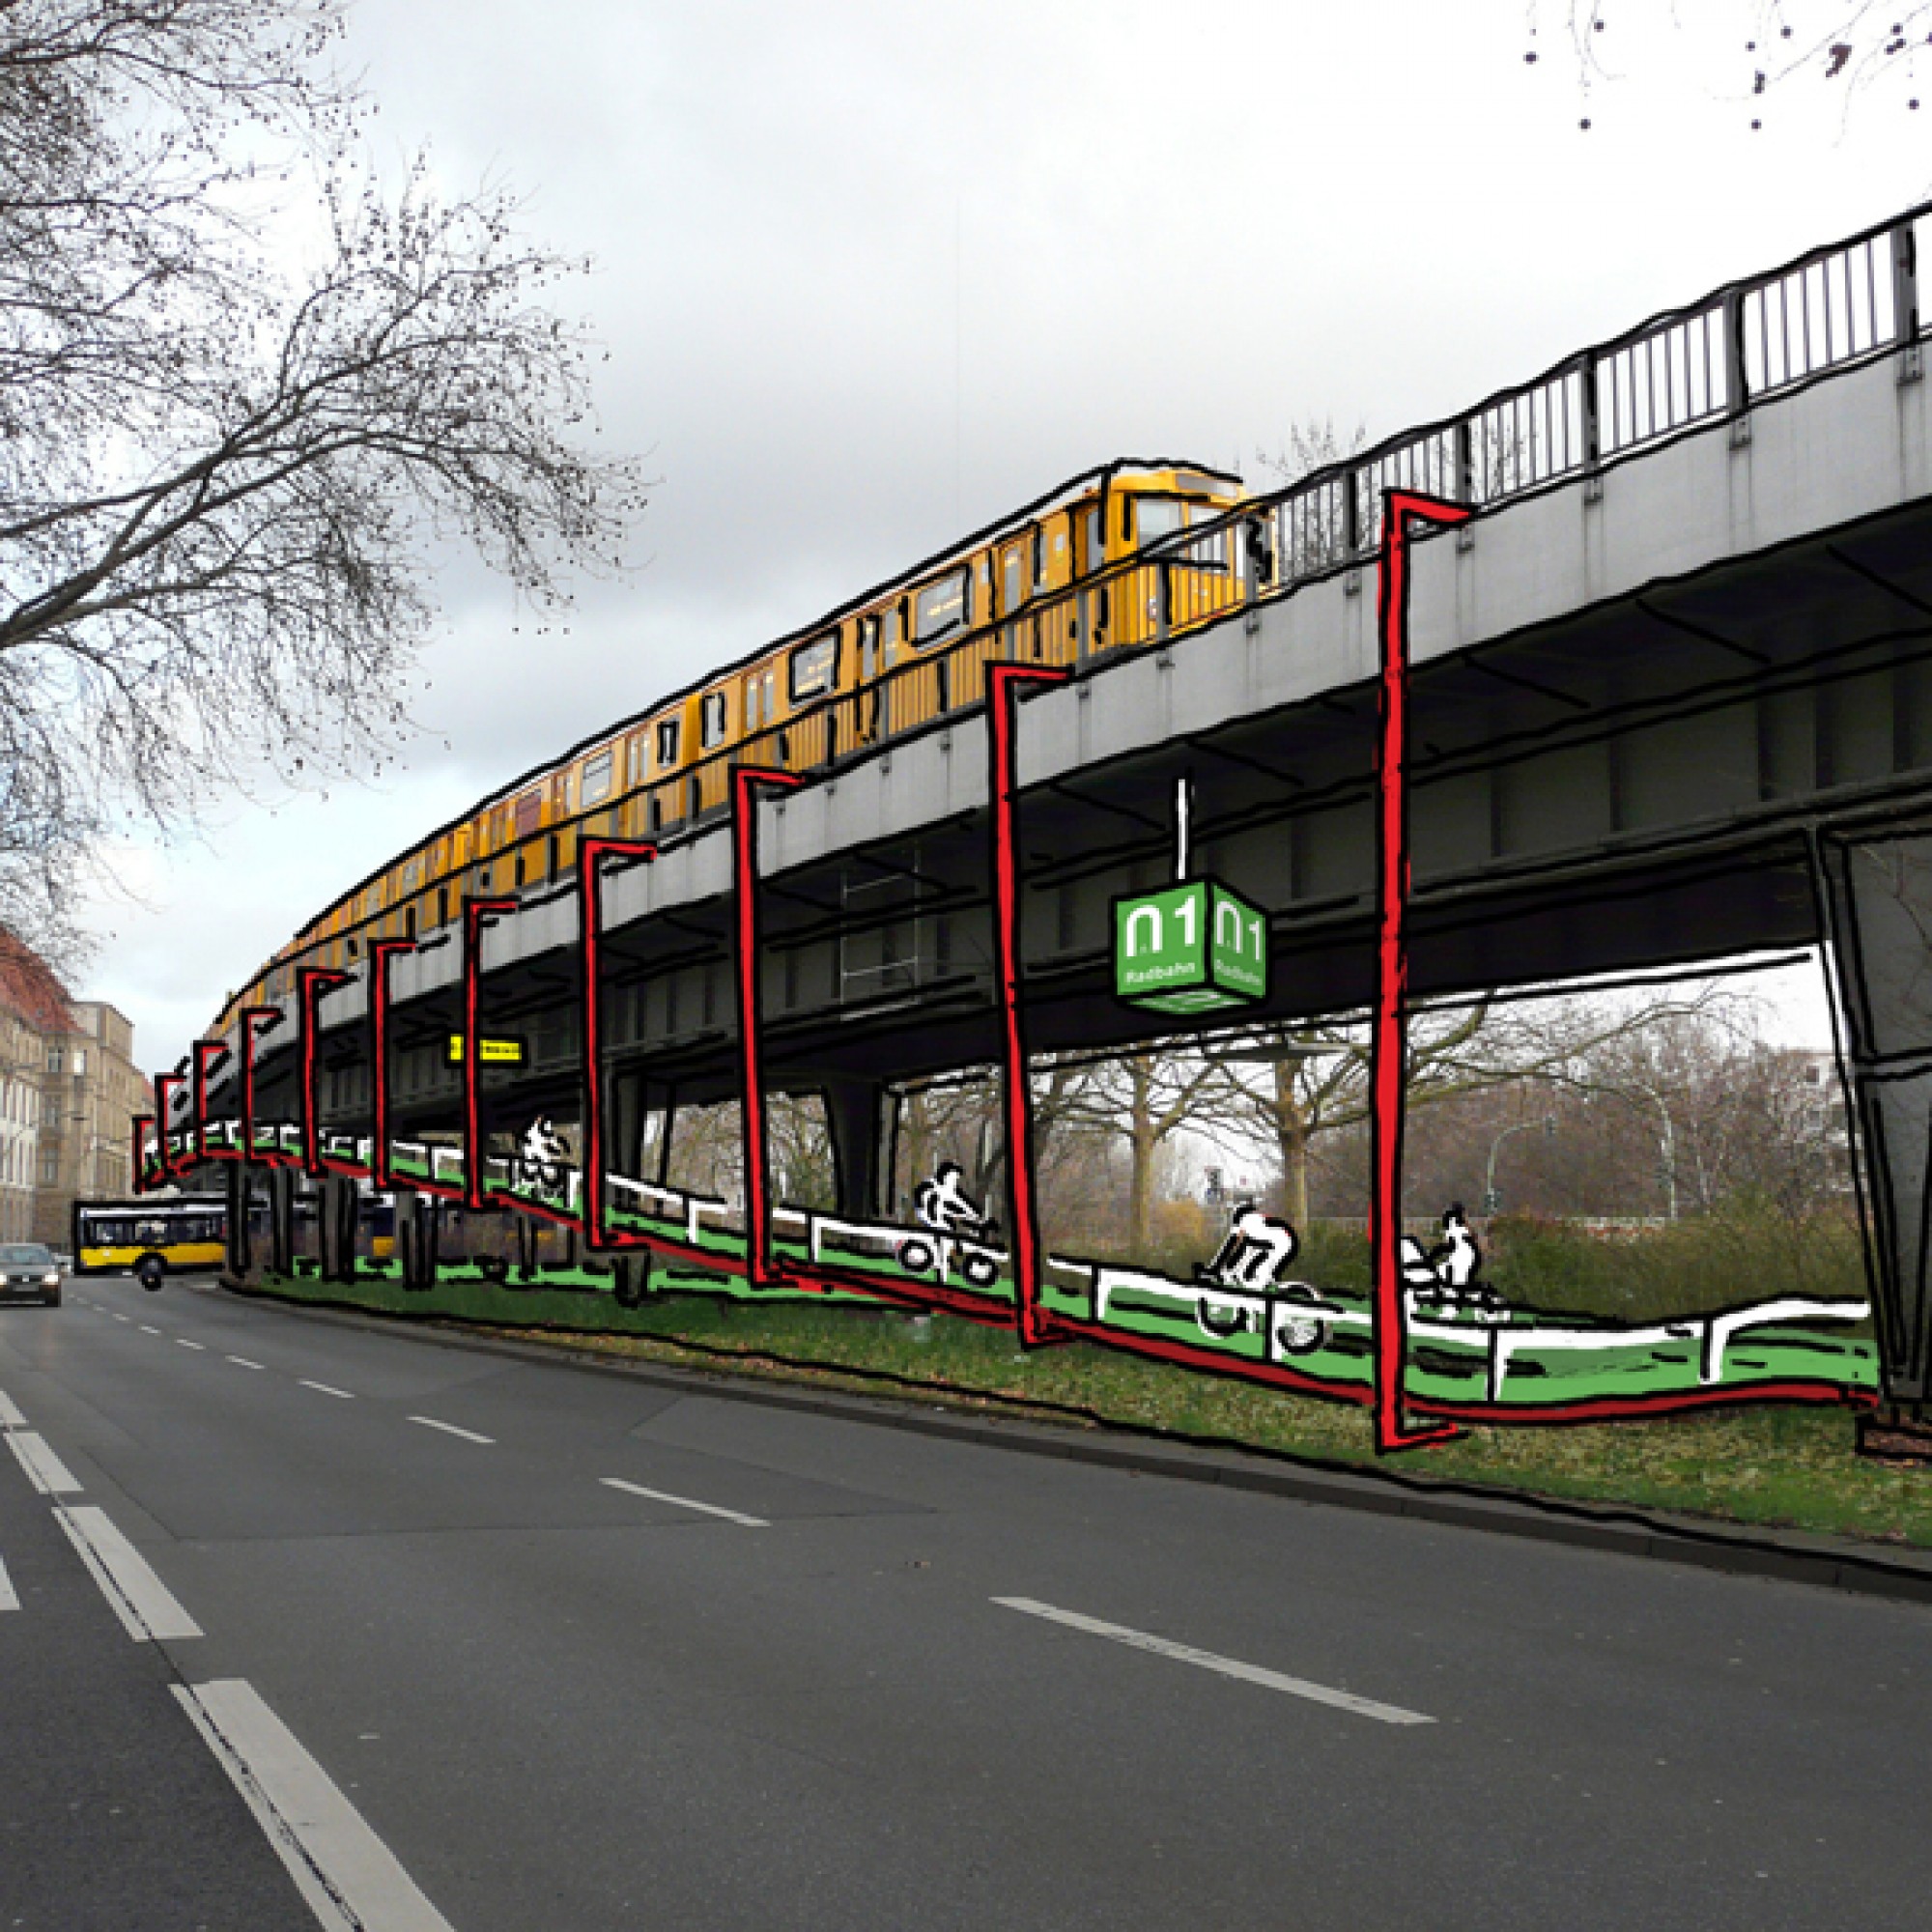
(218, 459, 1255, 1030)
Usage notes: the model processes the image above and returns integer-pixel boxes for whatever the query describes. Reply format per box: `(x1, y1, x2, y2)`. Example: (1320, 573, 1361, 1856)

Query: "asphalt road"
(3, 1274, 1930, 1931)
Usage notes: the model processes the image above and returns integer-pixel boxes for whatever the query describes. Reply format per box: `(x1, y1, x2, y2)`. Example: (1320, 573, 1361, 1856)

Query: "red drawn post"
(298, 967, 350, 1177)
(153, 1072, 185, 1181)
(238, 1007, 283, 1167)
(1371, 490, 1470, 1454)
(987, 662, 1070, 1348)
(579, 837, 657, 1246)
(367, 940, 417, 1193)
(462, 898, 518, 1212)
(192, 1039, 229, 1164)
(731, 767, 803, 1290)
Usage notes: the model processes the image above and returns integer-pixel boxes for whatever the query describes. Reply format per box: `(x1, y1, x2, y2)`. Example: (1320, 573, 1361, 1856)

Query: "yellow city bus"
(72, 1198, 228, 1276)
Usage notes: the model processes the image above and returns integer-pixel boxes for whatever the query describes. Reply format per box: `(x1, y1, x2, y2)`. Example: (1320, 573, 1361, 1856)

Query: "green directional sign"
(1114, 878, 1269, 1014)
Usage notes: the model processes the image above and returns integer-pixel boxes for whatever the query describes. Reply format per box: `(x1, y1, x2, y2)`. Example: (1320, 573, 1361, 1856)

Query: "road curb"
(208, 1275, 1932, 1608)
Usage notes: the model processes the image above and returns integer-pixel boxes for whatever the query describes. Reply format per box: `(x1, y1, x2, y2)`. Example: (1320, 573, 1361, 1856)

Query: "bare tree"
(1215, 990, 1738, 1227)
(1531, 2, 1932, 127)
(0, 1, 645, 964)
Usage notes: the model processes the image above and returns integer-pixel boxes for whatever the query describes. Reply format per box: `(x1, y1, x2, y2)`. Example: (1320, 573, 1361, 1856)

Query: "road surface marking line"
(227, 1355, 265, 1370)
(991, 1598, 1434, 1727)
(407, 1416, 494, 1445)
(299, 1380, 355, 1400)
(176, 1338, 207, 1351)
(174, 1678, 457, 1932)
(112, 1312, 130, 1322)
(139, 1323, 160, 1334)
(0, 1555, 16, 1612)
(600, 1476, 769, 1527)
(0, 1388, 26, 1429)
(56, 1506, 202, 1641)
(7, 1430, 82, 1495)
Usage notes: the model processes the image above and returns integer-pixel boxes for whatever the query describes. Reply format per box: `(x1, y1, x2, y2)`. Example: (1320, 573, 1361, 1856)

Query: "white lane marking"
(408, 1416, 494, 1446)
(600, 1476, 768, 1528)
(112, 1312, 130, 1322)
(56, 1506, 202, 1641)
(0, 1554, 17, 1611)
(991, 1597, 1435, 1727)
(299, 1380, 354, 1400)
(7, 1430, 82, 1495)
(227, 1355, 265, 1371)
(174, 1678, 457, 1932)
(139, 1323, 160, 1334)
(0, 1387, 26, 1429)
(176, 1338, 207, 1351)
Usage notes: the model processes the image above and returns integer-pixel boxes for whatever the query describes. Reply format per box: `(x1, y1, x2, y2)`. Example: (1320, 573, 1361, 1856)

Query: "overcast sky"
(77, 1, 1932, 1073)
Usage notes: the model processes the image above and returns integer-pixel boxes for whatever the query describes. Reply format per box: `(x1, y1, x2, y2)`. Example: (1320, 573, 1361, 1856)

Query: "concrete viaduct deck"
(163, 204, 1932, 1423)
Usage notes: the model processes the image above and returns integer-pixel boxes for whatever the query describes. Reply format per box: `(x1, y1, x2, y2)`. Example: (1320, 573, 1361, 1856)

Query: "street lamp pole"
(1483, 1113, 1555, 1216)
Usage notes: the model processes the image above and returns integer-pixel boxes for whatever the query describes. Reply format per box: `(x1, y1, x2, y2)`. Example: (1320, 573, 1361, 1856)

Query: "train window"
(1002, 547, 1024, 613)
(858, 613, 881, 678)
(790, 632, 838, 701)
(582, 751, 613, 806)
(626, 736, 641, 785)
(1185, 503, 1230, 570)
(656, 717, 681, 768)
(1083, 506, 1104, 571)
(515, 791, 541, 838)
(913, 568, 969, 645)
(1137, 497, 1183, 548)
(700, 691, 728, 748)
(402, 857, 420, 890)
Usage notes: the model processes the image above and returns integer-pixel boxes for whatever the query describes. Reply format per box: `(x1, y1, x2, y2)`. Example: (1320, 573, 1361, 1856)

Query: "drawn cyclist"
(914, 1161, 992, 1240)
(518, 1116, 571, 1195)
(1196, 1202, 1298, 1293)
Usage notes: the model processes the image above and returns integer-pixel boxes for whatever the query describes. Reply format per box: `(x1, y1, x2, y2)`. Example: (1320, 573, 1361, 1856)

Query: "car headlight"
(41, 1272, 59, 1287)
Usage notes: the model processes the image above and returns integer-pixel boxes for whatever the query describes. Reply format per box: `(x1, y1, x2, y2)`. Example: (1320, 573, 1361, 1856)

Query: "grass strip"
(250, 1263, 1930, 1551)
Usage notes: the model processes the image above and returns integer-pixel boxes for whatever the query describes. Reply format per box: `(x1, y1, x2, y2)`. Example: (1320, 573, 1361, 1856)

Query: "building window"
(71, 1048, 86, 1077)
(45, 1046, 61, 1075)
(41, 1154, 56, 1185)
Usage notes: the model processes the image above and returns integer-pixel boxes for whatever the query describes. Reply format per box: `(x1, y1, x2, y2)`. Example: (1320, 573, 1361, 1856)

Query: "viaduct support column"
(822, 1078, 887, 1222)
(1818, 825, 1932, 1439)
(268, 1167, 296, 1278)
(224, 1162, 252, 1283)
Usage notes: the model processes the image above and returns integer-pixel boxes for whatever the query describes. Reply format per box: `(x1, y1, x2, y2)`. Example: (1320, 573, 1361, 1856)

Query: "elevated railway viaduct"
(157, 207, 1932, 1435)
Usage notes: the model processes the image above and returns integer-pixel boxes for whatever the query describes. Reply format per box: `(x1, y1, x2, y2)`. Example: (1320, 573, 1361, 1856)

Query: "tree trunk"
(1272, 1064, 1311, 1228)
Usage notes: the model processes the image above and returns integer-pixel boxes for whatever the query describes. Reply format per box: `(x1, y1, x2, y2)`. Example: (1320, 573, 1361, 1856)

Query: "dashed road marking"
(408, 1416, 494, 1446)
(600, 1476, 768, 1527)
(57, 1506, 202, 1642)
(298, 1380, 354, 1400)
(991, 1597, 1435, 1726)
(227, 1355, 265, 1371)
(0, 1388, 26, 1430)
(0, 1554, 17, 1612)
(176, 1338, 207, 1351)
(138, 1323, 160, 1335)
(7, 1430, 82, 1496)
(175, 1678, 457, 1932)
